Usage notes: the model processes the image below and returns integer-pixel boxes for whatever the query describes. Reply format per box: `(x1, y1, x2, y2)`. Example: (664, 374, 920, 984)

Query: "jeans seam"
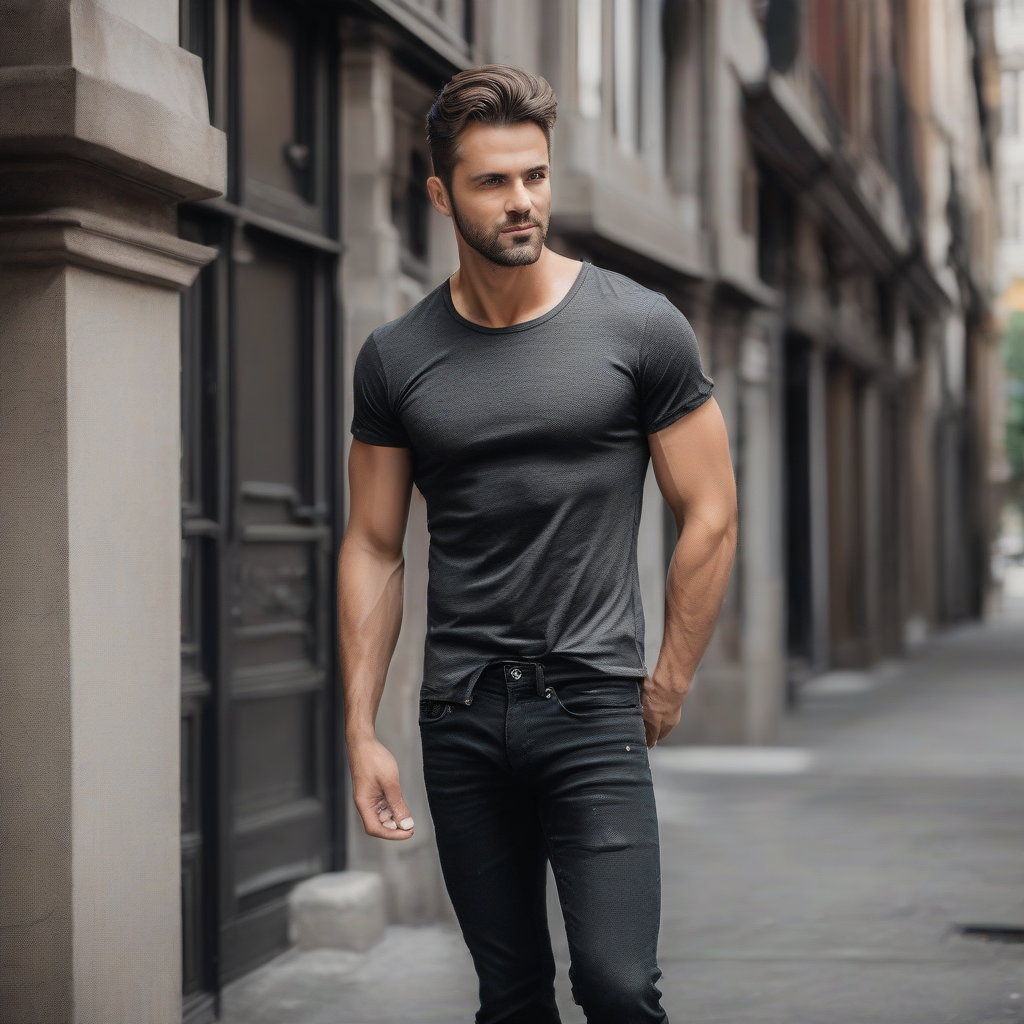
(549, 689, 641, 719)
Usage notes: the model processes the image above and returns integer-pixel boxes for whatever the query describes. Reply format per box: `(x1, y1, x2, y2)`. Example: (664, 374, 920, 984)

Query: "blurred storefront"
(0, 0, 1001, 1020)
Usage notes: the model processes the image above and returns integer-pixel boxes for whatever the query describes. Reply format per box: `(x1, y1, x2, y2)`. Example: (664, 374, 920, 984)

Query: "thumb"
(382, 775, 414, 832)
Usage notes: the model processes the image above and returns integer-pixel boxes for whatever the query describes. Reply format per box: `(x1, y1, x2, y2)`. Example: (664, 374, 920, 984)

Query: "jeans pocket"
(551, 681, 642, 718)
(419, 698, 451, 725)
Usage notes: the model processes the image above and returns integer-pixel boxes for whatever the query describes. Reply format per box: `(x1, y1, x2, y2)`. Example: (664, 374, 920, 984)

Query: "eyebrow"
(467, 163, 549, 182)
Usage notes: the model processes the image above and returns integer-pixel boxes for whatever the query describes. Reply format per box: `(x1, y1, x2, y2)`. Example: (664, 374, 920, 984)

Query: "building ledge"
(346, 0, 472, 71)
(0, 3, 226, 202)
(0, 207, 216, 290)
(553, 176, 709, 283)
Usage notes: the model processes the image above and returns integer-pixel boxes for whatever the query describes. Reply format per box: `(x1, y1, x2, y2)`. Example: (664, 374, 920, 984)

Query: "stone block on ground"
(288, 871, 386, 952)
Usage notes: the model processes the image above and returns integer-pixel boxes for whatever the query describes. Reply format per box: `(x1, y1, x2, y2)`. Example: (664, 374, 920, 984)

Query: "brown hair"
(425, 65, 557, 191)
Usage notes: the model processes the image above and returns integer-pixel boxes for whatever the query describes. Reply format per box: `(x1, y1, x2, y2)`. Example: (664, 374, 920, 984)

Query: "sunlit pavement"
(223, 600, 1024, 1024)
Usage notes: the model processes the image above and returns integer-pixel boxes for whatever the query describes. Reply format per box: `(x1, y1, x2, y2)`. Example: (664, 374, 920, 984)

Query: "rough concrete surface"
(222, 603, 1024, 1023)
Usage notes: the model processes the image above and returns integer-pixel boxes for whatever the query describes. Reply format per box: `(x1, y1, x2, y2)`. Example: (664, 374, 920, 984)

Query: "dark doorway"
(784, 338, 814, 676)
(826, 360, 867, 667)
(180, 1, 341, 1017)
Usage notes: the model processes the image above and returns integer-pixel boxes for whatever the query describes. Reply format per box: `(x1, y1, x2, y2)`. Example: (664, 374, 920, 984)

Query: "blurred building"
(0, 0, 1001, 1021)
(999, 0, 1024, 292)
(995, 0, 1024, 503)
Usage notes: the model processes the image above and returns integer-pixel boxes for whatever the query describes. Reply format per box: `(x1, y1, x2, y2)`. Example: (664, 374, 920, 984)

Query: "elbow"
(726, 505, 739, 556)
(717, 502, 739, 553)
(694, 499, 738, 554)
(341, 528, 405, 571)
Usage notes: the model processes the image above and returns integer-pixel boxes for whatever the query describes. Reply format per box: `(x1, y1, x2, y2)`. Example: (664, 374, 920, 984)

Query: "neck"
(449, 244, 581, 329)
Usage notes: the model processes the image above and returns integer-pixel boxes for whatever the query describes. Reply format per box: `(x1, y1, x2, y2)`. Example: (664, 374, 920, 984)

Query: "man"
(338, 65, 737, 1023)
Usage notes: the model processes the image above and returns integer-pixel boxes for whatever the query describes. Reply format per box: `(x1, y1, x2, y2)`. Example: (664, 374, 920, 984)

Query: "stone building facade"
(998, 0, 1024, 292)
(0, 0, 998, 1020)
(995, 0, 1024, 506)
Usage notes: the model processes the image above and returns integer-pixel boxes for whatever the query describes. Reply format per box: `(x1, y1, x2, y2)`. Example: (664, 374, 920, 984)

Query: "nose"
(506, 177, 531, 215)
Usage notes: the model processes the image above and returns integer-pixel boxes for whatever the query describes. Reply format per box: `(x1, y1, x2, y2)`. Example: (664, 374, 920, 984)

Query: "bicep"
(648, 397, 736, 535)
(345, 440, 414, 558)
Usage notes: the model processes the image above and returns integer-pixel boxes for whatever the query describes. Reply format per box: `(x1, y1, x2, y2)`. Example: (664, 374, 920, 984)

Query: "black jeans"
(420, 662, 667, 1024)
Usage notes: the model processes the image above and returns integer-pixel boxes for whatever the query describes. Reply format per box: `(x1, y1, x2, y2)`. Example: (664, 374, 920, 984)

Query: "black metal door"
(180, 1, 341, 1014)
(784, 338, 813, 670)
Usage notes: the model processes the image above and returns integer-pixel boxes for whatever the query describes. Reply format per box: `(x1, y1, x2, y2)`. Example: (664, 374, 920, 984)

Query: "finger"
(355, 788, 398, 837)
(357, 804, 391, 837)
(357, 800, 410, 839)
(643, 713, 659, 749)
(381, 778, 414, 832)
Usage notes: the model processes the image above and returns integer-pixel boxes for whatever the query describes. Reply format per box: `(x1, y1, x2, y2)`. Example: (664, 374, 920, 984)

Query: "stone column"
(861, 381, 883, 661)
(807, 344, 831, 669)
(0, 2, 225, 1021)
(739, 321, 785, 743)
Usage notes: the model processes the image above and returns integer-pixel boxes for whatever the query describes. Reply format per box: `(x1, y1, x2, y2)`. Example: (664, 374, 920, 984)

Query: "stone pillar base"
(288, 872, 387, 953)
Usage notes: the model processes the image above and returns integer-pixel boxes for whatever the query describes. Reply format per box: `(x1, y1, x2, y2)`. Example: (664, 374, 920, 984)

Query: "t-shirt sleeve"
(638, 296, 714, 435)
(350, 335, 411, 448)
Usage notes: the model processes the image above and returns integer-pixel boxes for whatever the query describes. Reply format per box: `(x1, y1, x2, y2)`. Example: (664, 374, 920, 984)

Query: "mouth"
(501, 223, 539, 235)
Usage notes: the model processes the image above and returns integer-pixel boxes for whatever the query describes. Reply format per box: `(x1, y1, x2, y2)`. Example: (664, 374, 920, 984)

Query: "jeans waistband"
(478, 661, 550, 698)
(478, 660, 645, 700)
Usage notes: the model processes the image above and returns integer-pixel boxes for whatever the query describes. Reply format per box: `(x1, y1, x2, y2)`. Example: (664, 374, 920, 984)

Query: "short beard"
(449, 196, 547, 267)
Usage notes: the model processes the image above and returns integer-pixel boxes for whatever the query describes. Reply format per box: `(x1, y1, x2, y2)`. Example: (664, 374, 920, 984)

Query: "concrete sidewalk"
(222, 606, 1024, 1024)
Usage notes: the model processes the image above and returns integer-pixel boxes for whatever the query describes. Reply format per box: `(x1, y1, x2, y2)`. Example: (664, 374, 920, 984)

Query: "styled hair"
(425, 65, 557, 190)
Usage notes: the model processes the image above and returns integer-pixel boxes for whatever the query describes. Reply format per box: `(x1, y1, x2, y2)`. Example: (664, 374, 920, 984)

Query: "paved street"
(223, 603, 1024, 1024)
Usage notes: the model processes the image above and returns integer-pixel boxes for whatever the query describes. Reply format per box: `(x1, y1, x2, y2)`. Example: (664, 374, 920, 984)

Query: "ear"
(427, 176, 452, 218)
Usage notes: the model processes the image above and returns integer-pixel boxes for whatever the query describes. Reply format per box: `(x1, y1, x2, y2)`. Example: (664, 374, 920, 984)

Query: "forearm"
(654, 506, 737, 693)
(338, 536, 405, 746)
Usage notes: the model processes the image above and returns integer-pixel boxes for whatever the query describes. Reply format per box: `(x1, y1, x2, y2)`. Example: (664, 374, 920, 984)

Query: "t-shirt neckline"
(441, 261, 591, 335)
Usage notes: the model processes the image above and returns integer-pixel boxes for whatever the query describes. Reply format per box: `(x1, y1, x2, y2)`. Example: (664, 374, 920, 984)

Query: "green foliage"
(1005, 313, 1024, 481)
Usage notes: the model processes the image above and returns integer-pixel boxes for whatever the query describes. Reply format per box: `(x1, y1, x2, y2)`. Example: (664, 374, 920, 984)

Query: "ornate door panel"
(180, 0, 341, 1012)
(221, 231, 334, 978)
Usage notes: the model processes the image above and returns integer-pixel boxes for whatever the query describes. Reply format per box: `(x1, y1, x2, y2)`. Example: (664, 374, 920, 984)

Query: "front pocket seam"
(551, 693, 641, 718)
(418, 701, 451, 724)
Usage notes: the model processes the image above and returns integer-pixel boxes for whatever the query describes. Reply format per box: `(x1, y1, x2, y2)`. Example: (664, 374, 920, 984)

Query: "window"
(663, 0, 702, 217)
(999, 0, 1024, 21)
(1008, 181, 1024, 240)
(578, 0, 603, 119)
(614, 0, 641, 152)
(1003, 70, 1021, 138)
(392, 68, 438, 289)
(740, 128, 758, 237)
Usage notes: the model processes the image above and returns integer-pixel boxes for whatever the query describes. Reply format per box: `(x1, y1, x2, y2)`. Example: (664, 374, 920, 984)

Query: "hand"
(349, 737, 416, 840)
(641, 673, 691, 748)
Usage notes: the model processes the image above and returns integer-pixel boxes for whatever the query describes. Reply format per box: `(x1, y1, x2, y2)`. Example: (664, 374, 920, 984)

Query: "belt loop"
(535, 663, 546, 698)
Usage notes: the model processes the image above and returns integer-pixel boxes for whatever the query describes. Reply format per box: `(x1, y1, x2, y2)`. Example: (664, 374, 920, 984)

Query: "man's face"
(432, 121, 551, 266)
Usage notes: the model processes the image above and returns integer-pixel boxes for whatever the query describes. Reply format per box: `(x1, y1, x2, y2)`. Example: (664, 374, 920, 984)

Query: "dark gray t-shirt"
(351, 263, 713, 702)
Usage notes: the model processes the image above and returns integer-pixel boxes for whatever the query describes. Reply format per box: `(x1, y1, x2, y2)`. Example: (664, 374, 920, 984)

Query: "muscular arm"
(338, 439, 416, 839)
(644, 397, 738, 747)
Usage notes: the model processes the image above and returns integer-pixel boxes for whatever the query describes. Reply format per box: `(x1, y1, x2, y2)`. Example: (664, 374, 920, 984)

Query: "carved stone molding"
(0, 1, 226, 203)
(0, 0, 226, 288)
(0, 206, 216, 290)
